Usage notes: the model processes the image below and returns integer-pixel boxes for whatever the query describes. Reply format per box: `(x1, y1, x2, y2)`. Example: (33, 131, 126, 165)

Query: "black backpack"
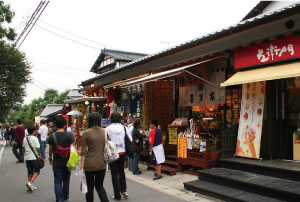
(123, 126, 134, 158)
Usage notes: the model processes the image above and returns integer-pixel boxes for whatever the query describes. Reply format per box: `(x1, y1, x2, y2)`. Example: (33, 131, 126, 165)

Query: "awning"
(65, 97, 107, 104)
(120, 60, 209, 88)
(103, 73, 150, 89)
(221, 61, 300, 87)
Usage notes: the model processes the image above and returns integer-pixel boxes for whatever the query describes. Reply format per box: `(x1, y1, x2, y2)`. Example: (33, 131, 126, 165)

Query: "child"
(23, 126, 41, 192)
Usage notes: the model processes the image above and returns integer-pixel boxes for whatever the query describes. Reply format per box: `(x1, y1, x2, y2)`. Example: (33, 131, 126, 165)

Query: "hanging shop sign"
(235, 81, 266, 159)
(235, 35, 300, 69)
(177, 137, 187, 158)
(168, 127, 178, 145)
(177, 64, 208, 87)
(179, 69, 225, 106)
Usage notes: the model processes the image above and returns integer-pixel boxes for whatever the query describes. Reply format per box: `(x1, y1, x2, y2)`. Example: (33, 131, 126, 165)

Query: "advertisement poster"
(168, 128, 178, 145)
(235, 81, 266, 159)
(177, 137, 187, 158)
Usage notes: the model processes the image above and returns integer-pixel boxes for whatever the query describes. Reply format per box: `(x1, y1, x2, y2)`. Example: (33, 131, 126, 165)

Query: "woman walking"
(80, 112, 109, 202)
(132, 119, 144, 175)
(106, 112, 130, 201)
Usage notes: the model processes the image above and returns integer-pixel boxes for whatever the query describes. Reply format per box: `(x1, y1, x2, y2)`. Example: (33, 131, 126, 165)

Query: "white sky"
(5, 0, 259, 104)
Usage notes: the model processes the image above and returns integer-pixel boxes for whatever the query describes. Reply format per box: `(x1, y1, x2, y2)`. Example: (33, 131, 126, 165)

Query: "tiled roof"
(40, 104, 65, 117)
(66, 89, 82, 100)
(82, 2, 300, 86)
(103, 49, 147, 61)
(90, 49, 148, 73)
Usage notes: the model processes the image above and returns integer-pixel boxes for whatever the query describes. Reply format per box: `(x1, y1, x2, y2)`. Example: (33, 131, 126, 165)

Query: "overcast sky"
(5, 0, 259, 104)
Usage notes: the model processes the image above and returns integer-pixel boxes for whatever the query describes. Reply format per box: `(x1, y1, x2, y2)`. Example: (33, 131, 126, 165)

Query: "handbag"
(104, 130, 119, 163)
(133, 139, 144, 153)
(124, 126, 134, 158)
(26, 137, 45, 169)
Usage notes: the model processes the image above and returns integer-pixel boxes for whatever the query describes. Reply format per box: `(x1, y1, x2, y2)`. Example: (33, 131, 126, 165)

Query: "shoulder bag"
(104, 130, 119, 163)
(26, 137, 45, 169)
(52, 133, 71, 157)
(124, 126, 134, 157)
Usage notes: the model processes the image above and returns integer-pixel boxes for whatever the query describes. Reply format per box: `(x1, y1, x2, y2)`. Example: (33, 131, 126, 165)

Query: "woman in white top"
(105, 112, 130, 201)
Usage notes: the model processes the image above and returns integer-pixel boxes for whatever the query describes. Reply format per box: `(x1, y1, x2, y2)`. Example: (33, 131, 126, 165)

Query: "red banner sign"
(234, 35, 300, 69)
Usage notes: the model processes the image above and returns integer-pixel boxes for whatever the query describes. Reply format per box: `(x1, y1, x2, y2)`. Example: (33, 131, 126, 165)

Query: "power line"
(32, 60, 88, 71)
(15, 1, 44, 45)
(17, 1, 50, 49)
(35, 24, 102, 51)
(39, 20, 113, 48)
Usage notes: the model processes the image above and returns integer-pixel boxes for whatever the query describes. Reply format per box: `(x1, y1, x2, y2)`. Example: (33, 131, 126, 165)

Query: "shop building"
(79, 3, 300, 197)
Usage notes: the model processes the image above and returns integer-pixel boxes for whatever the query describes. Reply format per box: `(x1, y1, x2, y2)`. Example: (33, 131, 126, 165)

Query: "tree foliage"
(0, 1, 30, 122)
(5, 89, 70, 126)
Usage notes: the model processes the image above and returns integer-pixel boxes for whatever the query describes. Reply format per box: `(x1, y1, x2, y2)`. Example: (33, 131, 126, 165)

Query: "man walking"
(48, 115, 74, 202)
(38, 120, 48, 159)
(13, 119, 25, 163)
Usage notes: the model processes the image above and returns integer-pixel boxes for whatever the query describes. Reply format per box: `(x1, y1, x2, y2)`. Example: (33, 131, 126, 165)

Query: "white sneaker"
(26, 182, 34, 192)
(31, 183, 37, 190)
(121, 192, 129, 199)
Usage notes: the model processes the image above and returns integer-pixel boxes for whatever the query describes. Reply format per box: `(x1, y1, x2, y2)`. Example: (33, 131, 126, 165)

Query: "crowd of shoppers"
(6, 112, 164, 202)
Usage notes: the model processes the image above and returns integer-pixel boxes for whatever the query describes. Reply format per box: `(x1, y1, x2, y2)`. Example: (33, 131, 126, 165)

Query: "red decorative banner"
(234, 35, 300, 69)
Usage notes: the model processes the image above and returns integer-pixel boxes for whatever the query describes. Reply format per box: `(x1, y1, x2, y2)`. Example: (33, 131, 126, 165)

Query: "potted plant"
(209, 135, 221, 160)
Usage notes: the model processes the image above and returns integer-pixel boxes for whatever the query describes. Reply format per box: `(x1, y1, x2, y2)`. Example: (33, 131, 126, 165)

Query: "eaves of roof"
(81, 3, 300, 86)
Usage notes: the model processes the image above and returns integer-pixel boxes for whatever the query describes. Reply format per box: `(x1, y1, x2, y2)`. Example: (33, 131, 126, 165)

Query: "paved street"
(0, 141, 184, 202)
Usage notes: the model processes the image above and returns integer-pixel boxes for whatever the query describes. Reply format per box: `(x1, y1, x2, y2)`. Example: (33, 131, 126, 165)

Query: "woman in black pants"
(81, 112, 109, 202)
(106, 112, 130, 201)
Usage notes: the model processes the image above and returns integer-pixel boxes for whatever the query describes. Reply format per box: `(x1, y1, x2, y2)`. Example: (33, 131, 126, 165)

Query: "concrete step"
(184, 180, 283, 202)
(197, 168, 300, 201)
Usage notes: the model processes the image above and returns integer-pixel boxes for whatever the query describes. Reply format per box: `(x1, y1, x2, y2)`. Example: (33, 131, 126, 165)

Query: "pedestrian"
(23, 125, 41, 192)
(80, 112, 109, 202)
(10, 126, 16, 145)
(106, 112, 130, 201)
(149, 120, 165, 180)
(5, 126, 10, 141)
(127, 120, 134, 172)
(132, 119, 145, 175)
(38, 120, 48, 160)
(48, 115, 75, 202)
(13, 119, 25, 163)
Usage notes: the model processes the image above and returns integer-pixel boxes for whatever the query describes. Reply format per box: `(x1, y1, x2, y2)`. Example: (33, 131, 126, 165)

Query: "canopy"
(67, 110, 82, 116)
(120, 61, 209, 88)
(221, 61, 300, 87)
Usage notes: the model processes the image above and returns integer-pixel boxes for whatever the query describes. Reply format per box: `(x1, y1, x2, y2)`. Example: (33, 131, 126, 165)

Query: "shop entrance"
(260, 79, 300, 160)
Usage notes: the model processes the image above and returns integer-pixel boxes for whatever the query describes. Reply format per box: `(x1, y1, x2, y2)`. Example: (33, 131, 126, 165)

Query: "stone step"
(220, 158, 300, 181)
(184, 180, 283, 202)
(197, 168, 300, 201)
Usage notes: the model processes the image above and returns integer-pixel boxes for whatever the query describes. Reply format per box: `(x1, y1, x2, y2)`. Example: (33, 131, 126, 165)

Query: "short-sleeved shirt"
(149, 128, 162, 147)
(23, 136, 40, 161)
(38, 125, 49, 141)
(48, 131, 74, 166)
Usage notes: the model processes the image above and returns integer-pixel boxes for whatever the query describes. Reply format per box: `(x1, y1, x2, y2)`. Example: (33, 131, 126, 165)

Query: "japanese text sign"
(234, 35, 300, 69)
(177, 137, 187, 158)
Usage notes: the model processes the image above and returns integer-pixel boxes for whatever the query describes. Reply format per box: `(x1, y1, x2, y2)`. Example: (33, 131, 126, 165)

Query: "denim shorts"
(26, 160, 40, 177)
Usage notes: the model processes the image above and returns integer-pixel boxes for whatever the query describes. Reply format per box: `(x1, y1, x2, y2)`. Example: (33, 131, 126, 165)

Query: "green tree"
(6, 89, 70, 125)
(0, 1, 16, 41)
(0, 1, 30, 122)
(54, 89, 70, 104)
